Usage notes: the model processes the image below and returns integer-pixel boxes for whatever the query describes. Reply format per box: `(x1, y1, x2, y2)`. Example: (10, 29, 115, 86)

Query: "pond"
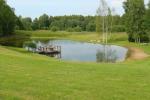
(34, 40, 128, 63)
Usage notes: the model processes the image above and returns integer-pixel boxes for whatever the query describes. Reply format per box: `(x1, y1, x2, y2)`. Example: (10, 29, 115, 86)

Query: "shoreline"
(126, 46, 149, 60)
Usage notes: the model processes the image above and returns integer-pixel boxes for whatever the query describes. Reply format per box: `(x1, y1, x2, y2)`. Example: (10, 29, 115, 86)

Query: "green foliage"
(86, 22, 96, 32)
(140, 33, 150, 42)
(146, 31, 150, 42)
(15, 16, 24, 30)
(0, 0, 16, 36)
(0, 25, 2, 36)
(32, 18, 39, 30)
(0, 0, 26, 46)
(143, 1, 150, 32)
(16, 15, 126, 33)
(24, 41, 37, 49)
(21, 17, 32, 30)
(51, 26, 59, 32)
(39, 14, 50, 29)
(50, 21, 62, 30)
(123, 0, 147, 42)
(74, 26, 82, 32)
(66, 28, 74, 32)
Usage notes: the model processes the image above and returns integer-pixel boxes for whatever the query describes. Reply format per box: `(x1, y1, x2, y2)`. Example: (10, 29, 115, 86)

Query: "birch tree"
(96, 0, 113, 44)
(96, 0, 114, 62)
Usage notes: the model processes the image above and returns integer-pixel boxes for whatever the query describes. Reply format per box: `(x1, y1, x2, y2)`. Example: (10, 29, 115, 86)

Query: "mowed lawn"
(1, 31, 150, 100)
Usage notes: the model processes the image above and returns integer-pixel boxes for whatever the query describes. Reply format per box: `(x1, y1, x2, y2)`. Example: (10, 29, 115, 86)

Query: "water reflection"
(96, 45, 118, 63)
(42, 53, 61, 59)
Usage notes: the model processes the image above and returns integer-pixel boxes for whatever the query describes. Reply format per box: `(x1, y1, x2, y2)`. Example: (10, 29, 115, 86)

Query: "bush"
(86, 23, 96, 32)
(74, 26, 82, 32)
(66, 28, 74, 32)
(140, 33, 149, 43)
(41, 27, 49, 30)
(23, 41, 37, 50)
(146, 32, 150, 40)
(51, 26, 59, 32)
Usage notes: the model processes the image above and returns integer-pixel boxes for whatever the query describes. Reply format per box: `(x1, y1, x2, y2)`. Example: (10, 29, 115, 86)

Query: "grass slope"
(0, 31, 150, 100)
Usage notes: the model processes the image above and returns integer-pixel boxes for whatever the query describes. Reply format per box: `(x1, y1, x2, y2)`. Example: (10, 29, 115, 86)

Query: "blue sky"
(7, 0, 149, 19)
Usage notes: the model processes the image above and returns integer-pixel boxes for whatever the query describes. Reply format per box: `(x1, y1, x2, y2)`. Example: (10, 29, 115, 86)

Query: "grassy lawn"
(1, 30, 150, 100)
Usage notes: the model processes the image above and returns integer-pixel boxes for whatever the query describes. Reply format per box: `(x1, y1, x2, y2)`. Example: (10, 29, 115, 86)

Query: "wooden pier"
(37, 45, 61, 55)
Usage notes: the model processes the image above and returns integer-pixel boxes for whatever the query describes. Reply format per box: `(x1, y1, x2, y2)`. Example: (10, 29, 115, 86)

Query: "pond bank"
(127, 47, 149, 60)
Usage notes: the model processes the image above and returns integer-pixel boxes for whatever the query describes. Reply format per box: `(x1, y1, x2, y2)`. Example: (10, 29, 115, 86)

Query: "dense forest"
(16, 15, 125, 32)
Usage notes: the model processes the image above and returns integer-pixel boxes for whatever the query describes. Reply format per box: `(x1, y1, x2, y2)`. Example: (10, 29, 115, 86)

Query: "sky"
(7, 0, 149, 19)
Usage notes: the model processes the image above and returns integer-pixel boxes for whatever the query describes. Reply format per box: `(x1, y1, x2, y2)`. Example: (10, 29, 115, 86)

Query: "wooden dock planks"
(37, 46, 61, 54)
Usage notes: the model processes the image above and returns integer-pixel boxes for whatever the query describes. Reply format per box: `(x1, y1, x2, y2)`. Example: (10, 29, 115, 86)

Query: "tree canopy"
(123, 0, 148, 42)
(0, 0, 16, 36)
(17, 15, 126, 33)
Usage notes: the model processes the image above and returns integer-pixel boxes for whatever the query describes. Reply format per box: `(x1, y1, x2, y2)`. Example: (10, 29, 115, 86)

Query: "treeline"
(16, 14, 125, 32)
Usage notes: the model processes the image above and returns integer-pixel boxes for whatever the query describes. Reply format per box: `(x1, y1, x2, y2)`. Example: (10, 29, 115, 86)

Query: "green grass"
(1, 30, 150, 100)
(16, 30, 128, 43)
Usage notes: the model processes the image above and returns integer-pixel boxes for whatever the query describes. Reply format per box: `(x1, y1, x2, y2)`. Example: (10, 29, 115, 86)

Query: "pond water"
(34, 40, 128, 63)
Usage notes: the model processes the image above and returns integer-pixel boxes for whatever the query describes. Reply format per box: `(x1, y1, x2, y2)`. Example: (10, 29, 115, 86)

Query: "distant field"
(1, 30, 150, 100)
(16, 30, 128, 43)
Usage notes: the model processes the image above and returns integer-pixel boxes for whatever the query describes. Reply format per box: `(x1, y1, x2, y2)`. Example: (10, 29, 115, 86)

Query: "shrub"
(66, 28, 74, 32)
(51, 26, 59, 32)
(86, 23, 96, 32)
(24, 41, 37, 49)
(140, 33, 149, 43)
(42, 27, 49, 30)
(74, 26, 82, 32)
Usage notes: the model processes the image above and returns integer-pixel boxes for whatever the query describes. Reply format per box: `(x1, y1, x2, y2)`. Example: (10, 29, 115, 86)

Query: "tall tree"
(15, 16, 24, 30)
(143, 0, 150, 42)
(32, 18, 39, 30)
(21, 17, 32, 30)
(39, 14, 50, 29)
(96, 0, 113, 44)
(123, 0, 146, 43)
(144, 0, 150, 31)
(0, 0, 16, 36)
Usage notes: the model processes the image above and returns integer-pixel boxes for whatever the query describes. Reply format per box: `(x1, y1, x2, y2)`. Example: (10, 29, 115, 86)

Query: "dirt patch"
(127, 47, 149, 60)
